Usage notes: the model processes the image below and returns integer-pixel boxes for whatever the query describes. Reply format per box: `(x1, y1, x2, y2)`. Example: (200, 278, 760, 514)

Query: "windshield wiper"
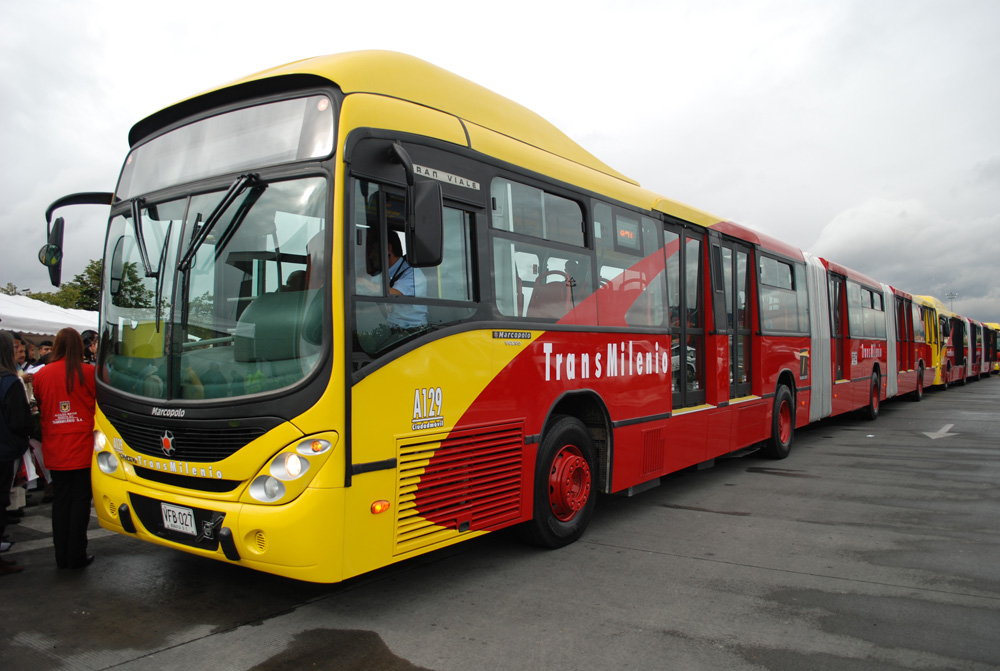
(178, 173, 259, 271)
(130, 198, 158, 278)
(153, 221, 172, 332)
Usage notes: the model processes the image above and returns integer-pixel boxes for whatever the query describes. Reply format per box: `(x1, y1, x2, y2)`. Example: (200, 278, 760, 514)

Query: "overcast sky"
(2, 0, 998, 320)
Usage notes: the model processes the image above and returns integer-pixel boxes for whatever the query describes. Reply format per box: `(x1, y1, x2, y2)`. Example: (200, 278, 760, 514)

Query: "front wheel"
(520, 415, 596, 548)
(865, 373, 880, 420)
(760, 385, 794, 459)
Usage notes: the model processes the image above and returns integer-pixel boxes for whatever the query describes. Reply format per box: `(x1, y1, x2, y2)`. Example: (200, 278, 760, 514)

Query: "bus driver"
(357, 229, 428, 331)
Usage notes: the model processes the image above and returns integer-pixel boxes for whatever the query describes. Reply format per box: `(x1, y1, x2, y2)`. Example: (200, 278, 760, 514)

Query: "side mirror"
(40, 217, 65, 286)
(406, 180, 443, 267)
(42, 191, 114, 287)
(389, 142, 443, 268)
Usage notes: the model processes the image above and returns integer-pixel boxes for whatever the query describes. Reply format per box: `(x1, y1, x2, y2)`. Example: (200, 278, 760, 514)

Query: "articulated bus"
(37, 52, 976, 583)
(816, 258, 890, 419)
(917, 295, 966, 388)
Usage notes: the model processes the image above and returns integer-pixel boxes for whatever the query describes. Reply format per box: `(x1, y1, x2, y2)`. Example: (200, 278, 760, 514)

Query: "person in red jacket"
(33, 328, 97, 570)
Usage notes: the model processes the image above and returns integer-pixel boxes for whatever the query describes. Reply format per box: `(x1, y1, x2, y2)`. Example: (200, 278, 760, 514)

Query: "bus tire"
(912, 366, 924, 401)
(865, 373, 880, 420)
(943, 365, 950, 390)
(760, 385, 794, 460)
(520, 415, 596, 549)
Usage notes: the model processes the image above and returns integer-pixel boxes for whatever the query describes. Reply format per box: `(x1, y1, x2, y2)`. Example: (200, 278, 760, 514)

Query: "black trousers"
(50, 468, 92, 568)
(0, 459, 14, 538)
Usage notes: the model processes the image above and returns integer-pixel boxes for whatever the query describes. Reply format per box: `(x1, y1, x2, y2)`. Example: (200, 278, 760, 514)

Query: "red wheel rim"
(548, 445, 592, 522)
(778, 401, 792, 444)
(873, 384, 879, 411)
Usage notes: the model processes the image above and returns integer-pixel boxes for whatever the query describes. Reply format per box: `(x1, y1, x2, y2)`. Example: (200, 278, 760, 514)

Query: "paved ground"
(2, 377, 999, 670)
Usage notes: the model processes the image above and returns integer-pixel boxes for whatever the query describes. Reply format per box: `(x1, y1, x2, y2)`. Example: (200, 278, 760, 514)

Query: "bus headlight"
(96, 451, 119, 474)
(269, 452, 309, 481)
(249, 475, 286, 503)
(94, 430, 107, 452)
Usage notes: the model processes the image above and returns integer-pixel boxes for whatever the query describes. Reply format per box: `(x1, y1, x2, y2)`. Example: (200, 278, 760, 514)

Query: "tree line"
(2, 259, 151, 311)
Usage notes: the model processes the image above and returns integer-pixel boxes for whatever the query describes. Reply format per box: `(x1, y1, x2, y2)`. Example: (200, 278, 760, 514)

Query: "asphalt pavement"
(2, 377, 999, 670)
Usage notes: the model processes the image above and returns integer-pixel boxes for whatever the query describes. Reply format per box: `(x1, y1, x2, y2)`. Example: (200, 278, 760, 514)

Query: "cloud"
(812, 199, 1000, 321)
(2, 0, 999, 328)
(972, 156, 1000, 187)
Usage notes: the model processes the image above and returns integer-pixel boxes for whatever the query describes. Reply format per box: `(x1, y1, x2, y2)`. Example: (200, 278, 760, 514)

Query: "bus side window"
(491, 176, 593, 321)
(594, 203, 667, 328)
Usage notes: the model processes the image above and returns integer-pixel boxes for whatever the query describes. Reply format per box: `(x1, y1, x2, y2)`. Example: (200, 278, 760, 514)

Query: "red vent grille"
(396, 423, 524, 555)
(641, 427, 665, 475)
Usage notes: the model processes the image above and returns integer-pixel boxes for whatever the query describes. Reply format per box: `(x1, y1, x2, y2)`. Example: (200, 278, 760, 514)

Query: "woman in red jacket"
(33, 328, 97, 569)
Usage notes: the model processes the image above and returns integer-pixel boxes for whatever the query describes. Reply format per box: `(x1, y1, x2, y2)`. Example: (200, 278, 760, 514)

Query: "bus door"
(950, 317, 966, 381)
(711, 237, 752, 399)
(829, 274, 847, 381)
(911, 301, 928, 385)
(666, 226, 705, 409)
(895, 295, 913, 375)
(970, 323, 981, 377)
(987, 327, 998, 372)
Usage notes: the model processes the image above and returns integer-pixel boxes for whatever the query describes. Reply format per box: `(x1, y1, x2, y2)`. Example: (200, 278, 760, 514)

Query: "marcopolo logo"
(151, 407, 186, 418)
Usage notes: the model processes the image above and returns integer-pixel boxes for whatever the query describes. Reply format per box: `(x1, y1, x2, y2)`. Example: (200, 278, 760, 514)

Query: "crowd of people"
(1, 327, 98, 575)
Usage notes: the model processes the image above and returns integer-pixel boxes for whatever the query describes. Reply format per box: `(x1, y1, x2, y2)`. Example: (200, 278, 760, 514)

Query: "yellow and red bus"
(40, 51, 947, 583)
(916, 295, 967, 388)
(914, 295, 955, 388)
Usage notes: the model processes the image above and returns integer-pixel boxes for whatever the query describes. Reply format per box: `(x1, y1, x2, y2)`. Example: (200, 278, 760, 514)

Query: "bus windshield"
(100, 176, 328, 401)
(116, 95, 334, 200)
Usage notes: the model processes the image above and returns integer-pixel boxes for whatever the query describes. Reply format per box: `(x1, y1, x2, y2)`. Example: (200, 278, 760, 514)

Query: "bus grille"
(395, 422, 524, 555)
(105, 413, 274, 462)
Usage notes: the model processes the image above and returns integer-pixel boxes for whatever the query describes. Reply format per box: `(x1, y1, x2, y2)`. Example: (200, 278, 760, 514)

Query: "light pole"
(946, 292, 958, 311)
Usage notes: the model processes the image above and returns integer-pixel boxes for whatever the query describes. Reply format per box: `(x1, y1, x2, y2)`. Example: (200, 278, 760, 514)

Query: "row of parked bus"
(906, 295, 1000, 389)
(44, 51, 1000, 582)
(676, 223, 999, 469)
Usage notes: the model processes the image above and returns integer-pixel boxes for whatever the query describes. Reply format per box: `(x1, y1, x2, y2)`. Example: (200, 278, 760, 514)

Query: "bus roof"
(915, 295, 959, 318)
(138, 51, 636, 183)
(818, 257, 884, 289)
(131, 50, 725, 230)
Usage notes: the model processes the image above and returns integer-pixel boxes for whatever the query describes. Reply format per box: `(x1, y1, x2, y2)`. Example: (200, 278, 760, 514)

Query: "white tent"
(0, 294, 99, 337)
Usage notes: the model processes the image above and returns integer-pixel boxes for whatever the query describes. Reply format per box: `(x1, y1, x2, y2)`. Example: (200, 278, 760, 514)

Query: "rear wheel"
(520, 415, 596, 548)
(912, 366, 924, 401)
(865, 373, 880, 420)
(760, 385, 794, 459)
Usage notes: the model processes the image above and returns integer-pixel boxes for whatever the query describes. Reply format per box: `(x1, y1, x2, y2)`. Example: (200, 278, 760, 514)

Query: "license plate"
(161, 502, 197, 536)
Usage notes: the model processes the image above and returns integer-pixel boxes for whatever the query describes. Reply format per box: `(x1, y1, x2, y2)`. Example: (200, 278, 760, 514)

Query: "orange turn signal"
(371, 500, 391, 515)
